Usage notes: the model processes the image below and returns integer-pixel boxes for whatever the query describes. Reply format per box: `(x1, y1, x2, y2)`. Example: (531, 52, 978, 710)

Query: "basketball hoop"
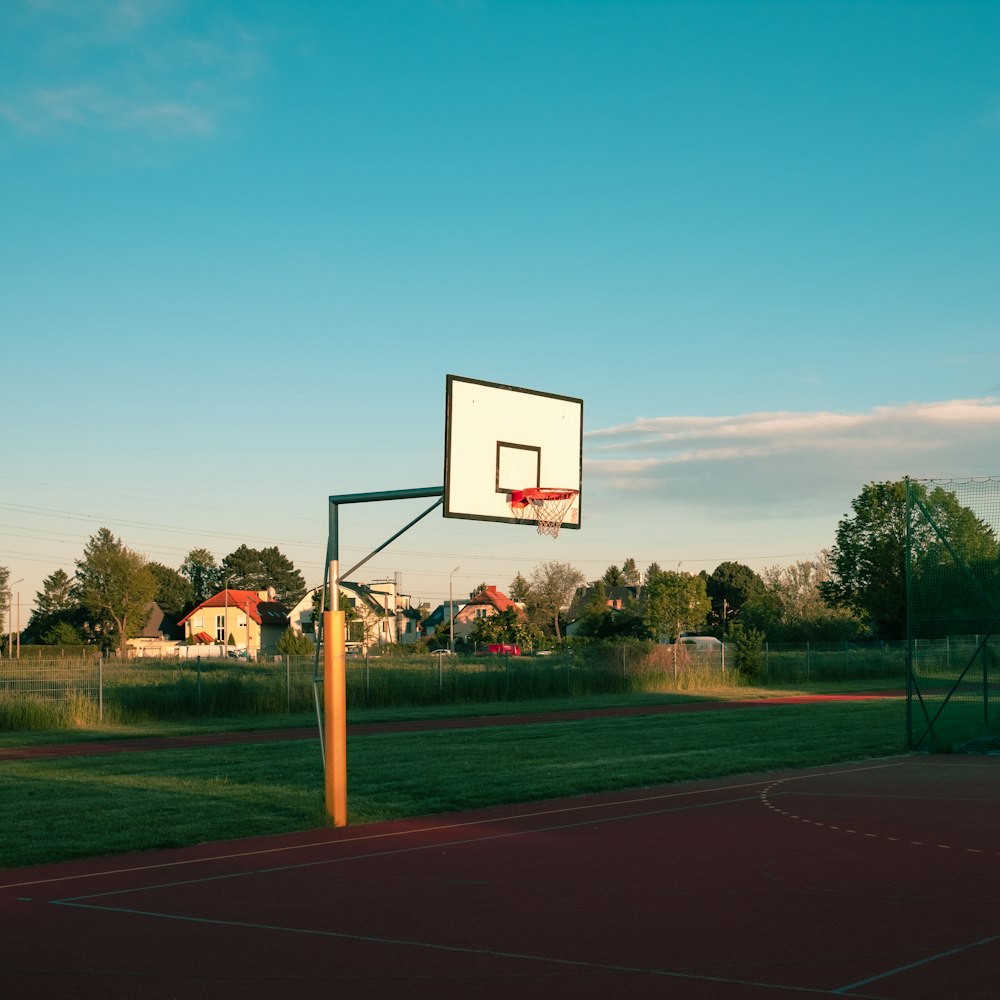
(510, 488, 579, 538)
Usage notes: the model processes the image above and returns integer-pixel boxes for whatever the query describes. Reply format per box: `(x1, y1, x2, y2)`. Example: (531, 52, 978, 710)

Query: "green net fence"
(906, 477, 1000, 750)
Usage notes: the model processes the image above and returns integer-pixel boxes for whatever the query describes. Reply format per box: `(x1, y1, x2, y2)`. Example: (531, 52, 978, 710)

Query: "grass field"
(1, 690, 906, 870)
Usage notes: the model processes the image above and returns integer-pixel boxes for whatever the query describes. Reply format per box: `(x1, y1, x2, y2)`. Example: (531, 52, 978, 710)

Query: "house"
(177, 589, 291, 659)
(451, 585, 526, 642)
(565, 585, 640, 636)
(126, 602, 185, 658)
(286, 578, 421, 652)
(422, 600, 467, 645)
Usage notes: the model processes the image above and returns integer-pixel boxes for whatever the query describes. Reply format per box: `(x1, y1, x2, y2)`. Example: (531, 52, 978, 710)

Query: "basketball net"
(509, 488, 578, 538)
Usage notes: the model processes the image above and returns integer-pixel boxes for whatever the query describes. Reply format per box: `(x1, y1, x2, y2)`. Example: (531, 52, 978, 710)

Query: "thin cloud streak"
(585, 398, 1000, 512)
(1, 0, 260, 141)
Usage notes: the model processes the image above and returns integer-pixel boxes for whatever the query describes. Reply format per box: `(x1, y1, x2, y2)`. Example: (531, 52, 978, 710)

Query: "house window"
(216, 614, 226, 642)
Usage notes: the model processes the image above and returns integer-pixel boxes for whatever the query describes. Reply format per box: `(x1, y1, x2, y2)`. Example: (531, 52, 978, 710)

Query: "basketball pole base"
(323, 609, 347, 827)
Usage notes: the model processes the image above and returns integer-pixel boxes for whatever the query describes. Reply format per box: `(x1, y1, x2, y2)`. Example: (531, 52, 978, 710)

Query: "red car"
(487, 643, 521, 655)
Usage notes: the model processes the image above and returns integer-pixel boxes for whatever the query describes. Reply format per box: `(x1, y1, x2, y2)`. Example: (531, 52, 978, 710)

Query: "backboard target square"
(444, 375, 582, 529)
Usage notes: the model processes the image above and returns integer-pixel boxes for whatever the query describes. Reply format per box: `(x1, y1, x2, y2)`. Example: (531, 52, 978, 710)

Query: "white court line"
(1, 756, 913, 893)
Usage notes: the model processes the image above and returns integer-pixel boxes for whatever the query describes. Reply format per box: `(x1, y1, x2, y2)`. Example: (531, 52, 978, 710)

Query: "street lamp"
(449, 566, 460, 653)
(223, 574, 235, 656)
(245, 598, 252, 658)
(6, 578, 23, 659)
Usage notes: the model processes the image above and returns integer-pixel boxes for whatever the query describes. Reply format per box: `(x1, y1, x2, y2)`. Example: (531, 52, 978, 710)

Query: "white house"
(287, 578, 421, 651)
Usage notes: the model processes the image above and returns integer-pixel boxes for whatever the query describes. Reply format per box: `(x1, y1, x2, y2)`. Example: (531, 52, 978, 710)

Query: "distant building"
(451, 585, 526, 642)
(177, 588, 290, 658)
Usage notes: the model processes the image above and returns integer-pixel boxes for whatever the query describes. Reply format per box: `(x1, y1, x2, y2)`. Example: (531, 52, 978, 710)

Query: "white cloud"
(585, 398, 1000, 514)
(2, 0, 261, 142)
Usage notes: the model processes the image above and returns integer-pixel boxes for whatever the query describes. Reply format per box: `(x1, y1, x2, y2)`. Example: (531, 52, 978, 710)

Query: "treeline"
(7, 531, 307, 659)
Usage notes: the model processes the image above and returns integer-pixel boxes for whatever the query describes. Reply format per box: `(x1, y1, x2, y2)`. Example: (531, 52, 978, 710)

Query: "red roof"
(178, 589, 265, 626)
(466, 585, 525, 618)
(194, 631, 214, 644)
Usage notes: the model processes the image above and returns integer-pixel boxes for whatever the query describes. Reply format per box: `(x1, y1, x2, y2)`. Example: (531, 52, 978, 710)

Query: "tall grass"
(2, 641, 900, 733)
(0, 692, 100, 730)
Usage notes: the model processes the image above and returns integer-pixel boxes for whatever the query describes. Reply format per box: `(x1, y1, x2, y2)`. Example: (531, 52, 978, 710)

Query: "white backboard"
(444, 375, 582, 529)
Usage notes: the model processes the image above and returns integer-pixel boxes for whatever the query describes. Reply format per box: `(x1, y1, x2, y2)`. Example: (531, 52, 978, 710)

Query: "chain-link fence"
(906, 477, 1000, 750)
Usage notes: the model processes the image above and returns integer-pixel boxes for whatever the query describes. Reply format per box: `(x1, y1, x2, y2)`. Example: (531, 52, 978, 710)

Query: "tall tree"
(601, 564, 626, 587)
(219, 545, 306, 606)
(621, 557, 641, 587)
(74, 528, 157, 658)
(820, 481, 909, 638)
(706, 561, 765, 627)
(508, 572, 531, 602)
(749, 555, 862, 642)
(148, 562, 195, 615)
(180, 548, 221, 604)
(22, 569, 82, 644)
(820, 479, 999, 639)
(641, 571, 711, 642)
(527, 561, 586, 640)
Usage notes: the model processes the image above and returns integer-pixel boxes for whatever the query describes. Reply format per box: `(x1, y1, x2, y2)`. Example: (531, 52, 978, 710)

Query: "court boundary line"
(833, 930, 1000, 994)
(48, 899, 857, 997)
(53, 792, 762, 904)
(2, 757, 912, 892)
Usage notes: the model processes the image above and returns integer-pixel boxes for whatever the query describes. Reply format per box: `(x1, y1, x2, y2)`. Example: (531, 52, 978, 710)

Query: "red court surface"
(3, 752, 999, 999)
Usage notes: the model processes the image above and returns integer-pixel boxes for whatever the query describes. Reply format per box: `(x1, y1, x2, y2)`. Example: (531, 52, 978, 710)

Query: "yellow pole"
(323, 609, 348, 826)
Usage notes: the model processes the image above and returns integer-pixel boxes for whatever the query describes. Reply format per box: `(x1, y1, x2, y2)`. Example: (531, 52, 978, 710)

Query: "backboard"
(444, 374, 582, 530)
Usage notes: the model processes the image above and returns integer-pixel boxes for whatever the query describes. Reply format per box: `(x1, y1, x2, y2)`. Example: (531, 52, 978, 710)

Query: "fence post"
(286, 655, 291, 713)
(806, 642, 810, 681)
(196, 656, 202, 714)
(98, 656, 103, 722)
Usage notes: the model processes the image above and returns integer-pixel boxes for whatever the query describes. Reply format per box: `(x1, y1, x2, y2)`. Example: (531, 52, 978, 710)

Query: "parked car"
(487, 643, 521, 655)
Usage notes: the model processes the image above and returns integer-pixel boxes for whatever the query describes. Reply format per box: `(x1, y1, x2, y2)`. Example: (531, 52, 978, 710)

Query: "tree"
(23, 569, 83, 644)
(508, 572, 531, 602)
(641, 570, 711, 642)
(820, 480, 999, 639)
(601, 564, 626, 587)
(621, 557, 640, 587)
(74, 528, 157, 658)
(574, 581, 645, 639)
(724, 621, 766, 678)
(277, 629, 315, 655)
(219, 545, 307, 606)
(469, 582, 489, 600)
(148, 562, 195, 615)
(706, 561, 765, 628)
(180, 548, 221, 604)
(751, 555, 863, 642)
(526, 561, 586, 640)
(469, 606, 532, 648)
(43, 620, 83, 646)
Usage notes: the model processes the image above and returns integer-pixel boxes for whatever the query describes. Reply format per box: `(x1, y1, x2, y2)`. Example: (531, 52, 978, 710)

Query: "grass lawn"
(1, 694, 906, 870)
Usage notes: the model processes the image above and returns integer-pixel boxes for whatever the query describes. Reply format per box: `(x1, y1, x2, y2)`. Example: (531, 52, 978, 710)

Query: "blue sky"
(2, 0, 999, 618)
